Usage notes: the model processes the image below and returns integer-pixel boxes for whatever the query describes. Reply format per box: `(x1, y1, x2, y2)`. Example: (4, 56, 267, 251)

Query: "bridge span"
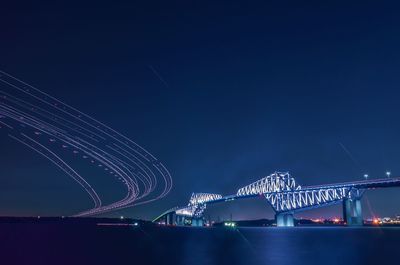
(153, 172, 400, 227)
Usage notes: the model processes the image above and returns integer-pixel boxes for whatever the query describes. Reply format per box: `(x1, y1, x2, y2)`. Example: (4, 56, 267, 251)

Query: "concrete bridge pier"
(343, 198, 363, 226)
(175, 215, 185, 226)
(275, 213, 294, 227)
(165, 212, 175, 225)
(191, 218, 204, 227)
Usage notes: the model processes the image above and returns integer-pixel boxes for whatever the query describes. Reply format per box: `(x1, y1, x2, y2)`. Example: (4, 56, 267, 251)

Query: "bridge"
(153, 172, 400, 227)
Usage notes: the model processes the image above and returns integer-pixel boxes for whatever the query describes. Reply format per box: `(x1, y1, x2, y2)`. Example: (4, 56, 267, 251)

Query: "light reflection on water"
(2, 224, 400, 265)
(231, 227, 399, 265)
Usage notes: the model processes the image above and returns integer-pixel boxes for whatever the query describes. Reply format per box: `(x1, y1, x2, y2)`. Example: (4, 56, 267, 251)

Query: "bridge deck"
(300, 177, 400, 190)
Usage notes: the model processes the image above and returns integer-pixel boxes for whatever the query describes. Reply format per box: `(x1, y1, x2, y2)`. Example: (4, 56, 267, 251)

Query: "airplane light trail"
(0, 70, 173, 216)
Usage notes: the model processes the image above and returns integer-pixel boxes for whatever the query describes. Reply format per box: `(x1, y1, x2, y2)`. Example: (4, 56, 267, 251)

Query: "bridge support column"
(191, 218, 203, 227)
(343, 198, 363, 226)
(175, 215, 184, 226)
(165, 213, 175, 225)
(275, 213, 294, 227)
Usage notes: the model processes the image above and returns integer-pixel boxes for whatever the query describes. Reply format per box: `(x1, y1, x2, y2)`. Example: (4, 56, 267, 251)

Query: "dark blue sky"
(1, 1, 400, 220)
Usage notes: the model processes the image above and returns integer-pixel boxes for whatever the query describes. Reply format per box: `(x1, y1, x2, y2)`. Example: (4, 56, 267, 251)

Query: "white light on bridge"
(364, 174, 368, 179)
(386, 171, 391, 178)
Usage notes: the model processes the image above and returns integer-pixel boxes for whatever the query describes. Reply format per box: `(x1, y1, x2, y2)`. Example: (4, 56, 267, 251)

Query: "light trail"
(0, 70, 173, 216)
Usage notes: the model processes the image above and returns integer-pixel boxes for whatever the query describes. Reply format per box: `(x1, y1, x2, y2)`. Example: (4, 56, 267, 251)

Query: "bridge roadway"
(154, 176, 400, 227)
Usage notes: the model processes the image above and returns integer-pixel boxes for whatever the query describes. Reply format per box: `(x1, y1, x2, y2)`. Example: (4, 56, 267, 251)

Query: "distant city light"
(363, 174, 368, 179)
(120, 216, 124, 220)
(386, 171, 391, 178)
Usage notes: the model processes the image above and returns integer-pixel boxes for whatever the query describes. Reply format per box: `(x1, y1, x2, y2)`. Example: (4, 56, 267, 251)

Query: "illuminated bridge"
(153, 172, 400, 227)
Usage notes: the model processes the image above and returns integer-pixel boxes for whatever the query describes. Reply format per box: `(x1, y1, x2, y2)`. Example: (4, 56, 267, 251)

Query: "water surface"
(1, 224, 399, 265)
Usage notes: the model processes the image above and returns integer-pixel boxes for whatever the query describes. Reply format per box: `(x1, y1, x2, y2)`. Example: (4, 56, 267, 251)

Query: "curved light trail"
(0, 70, 173, 216)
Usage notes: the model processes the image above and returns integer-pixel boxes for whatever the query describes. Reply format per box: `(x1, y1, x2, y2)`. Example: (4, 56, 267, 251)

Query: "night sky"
(1, 1, 400, 220)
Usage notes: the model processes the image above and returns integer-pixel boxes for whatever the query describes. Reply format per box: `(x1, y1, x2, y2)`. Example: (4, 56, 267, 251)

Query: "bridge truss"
(237, 172, 365, 213)
(175, 192, 222, 218)
(236, 172, 300, 196)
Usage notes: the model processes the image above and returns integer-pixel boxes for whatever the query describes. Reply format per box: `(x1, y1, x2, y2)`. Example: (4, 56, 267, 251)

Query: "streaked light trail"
(0, 70, 173, 216)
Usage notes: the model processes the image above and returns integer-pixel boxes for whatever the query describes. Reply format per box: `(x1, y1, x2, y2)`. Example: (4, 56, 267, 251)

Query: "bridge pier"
(165, 212, 175, 225)
(191, 218, 204, 227)
(275, 213, 294, 227)
(343, 198, 363, 226)
(176, 215, 184, 226)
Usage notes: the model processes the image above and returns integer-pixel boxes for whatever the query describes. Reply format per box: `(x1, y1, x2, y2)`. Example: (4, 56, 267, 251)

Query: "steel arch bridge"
(153, 172, 400, 227)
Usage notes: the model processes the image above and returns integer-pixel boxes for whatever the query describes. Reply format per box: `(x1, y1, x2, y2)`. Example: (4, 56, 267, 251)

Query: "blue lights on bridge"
(154, 172, 400, 227)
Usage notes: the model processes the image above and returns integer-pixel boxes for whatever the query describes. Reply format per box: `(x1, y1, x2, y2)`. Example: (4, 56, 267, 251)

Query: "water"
(1, 224, 399, 265)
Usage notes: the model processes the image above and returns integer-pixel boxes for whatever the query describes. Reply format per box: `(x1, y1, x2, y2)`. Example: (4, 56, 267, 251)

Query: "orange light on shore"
(373, 219, 380, 225)
(333, 218, 340, 223)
